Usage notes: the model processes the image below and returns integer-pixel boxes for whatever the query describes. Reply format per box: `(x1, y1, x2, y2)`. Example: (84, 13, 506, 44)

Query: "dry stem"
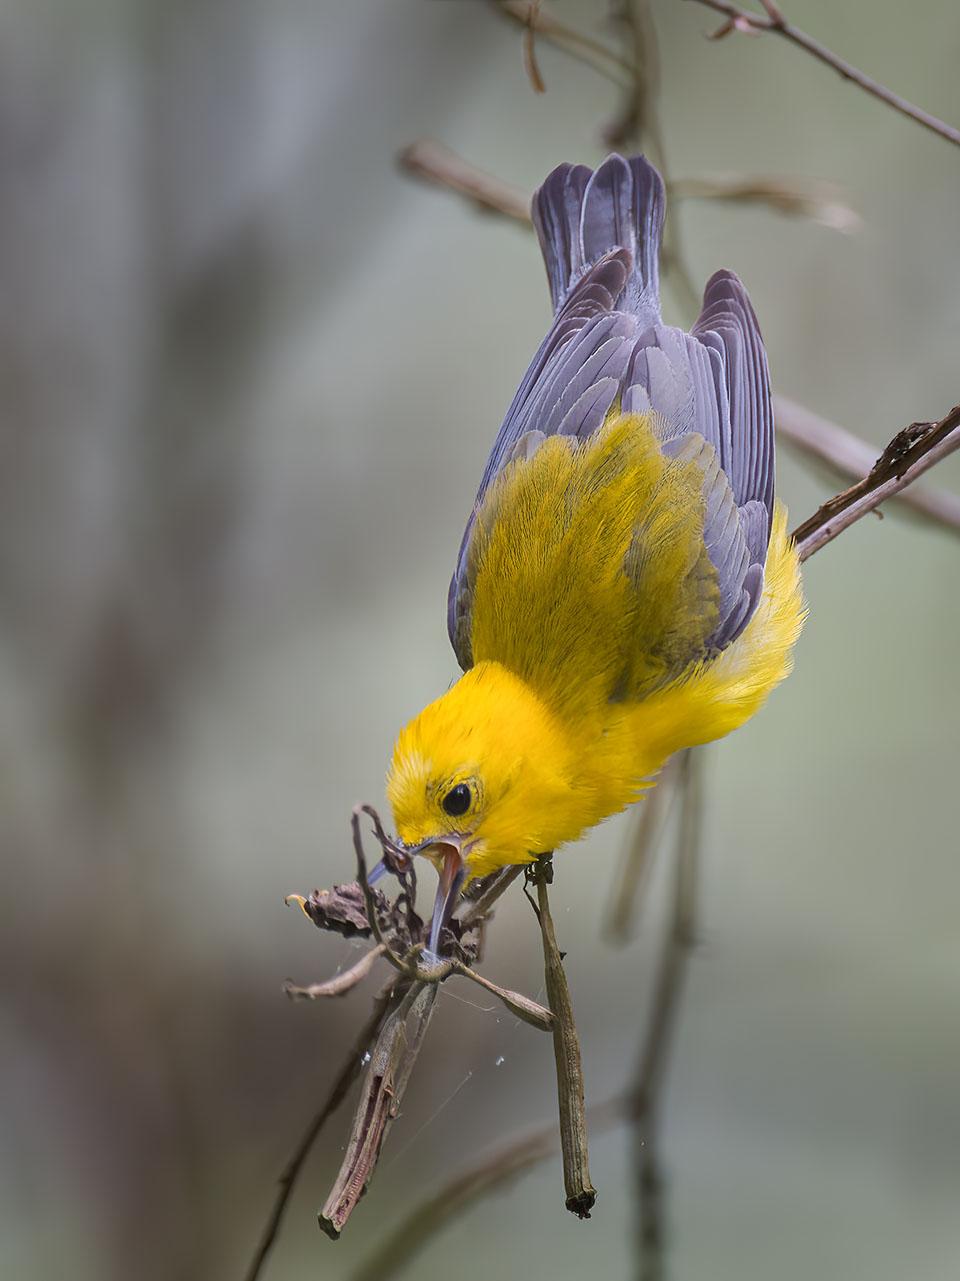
(792, 405, 960, 561)
(528, 859, 597, 1218)
(688, 0, 960, 148)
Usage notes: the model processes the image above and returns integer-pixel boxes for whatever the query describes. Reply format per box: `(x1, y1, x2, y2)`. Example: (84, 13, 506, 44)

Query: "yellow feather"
(387, 413, 804, 881)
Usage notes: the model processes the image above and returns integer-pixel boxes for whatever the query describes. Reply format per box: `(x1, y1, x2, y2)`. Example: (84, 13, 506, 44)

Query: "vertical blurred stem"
(629, 748, 704, 1278)
(532, 858, 597, 1218)
(606, 751, 684, 943)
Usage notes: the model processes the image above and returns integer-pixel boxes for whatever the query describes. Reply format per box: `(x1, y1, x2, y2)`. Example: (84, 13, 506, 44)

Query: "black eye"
(441, 783, 473, 818)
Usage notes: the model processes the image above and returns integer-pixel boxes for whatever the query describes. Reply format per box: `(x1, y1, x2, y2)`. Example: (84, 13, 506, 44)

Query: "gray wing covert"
(448, 155, 665, 669)
(619, 269, 775, 650)
(447, 155, 776, 671)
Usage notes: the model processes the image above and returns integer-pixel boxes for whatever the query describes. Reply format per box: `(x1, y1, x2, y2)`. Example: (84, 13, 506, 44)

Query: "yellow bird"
(385, 154, 804, 953)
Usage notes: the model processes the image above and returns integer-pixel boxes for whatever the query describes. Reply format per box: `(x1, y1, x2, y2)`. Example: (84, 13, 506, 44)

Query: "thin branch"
(283, 945, 387, 1000)
(319, 981, 439, 1239)
(398, 141, 531, 223)
(604, 0, 702, 316)
(688, 0, 960, 149)
(792, 404, 960, 561)
(528, 859, 597, 1218)
(670, 174, 861, 232)
(495, 0, 637, 83)
(243, 984, 398, 1281)
(775, 396, 960, 536)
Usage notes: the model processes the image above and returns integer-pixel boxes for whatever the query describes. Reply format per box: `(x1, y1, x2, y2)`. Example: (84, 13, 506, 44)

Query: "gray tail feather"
(531, 153, 666, 317)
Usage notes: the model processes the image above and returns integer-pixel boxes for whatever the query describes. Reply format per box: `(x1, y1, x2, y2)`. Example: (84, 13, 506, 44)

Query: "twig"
(243, 984, 398, 1281)
(351, 805, 553, 1022)
(398, 141, 531, 223)
(528, 858, 597, 1218)
(775, 396, 960, 535)
(284, 945, 387, 1000)
(459, 864, 525, 926)
(792, 404, 960, 561)
(319, 980, 438, 1239)
(495, 0, 637, 83)
(604, 0, 701, 315)
(688, 0, 960, 149)
(520, 0, 547, 93)
(670, 174, 861, 232)
(603, 0, 664, 161)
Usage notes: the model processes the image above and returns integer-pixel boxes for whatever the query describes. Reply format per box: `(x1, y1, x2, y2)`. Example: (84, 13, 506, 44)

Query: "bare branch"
(520, 1, 547, 93)
(687, 0, 960, 149)
(670, 174, 861, 232)
(776, 397, 960, 536)
(528, 859, 597, 1218)
(319, 981, 439, 1239)
(398, 141, 531, 223)
(792, 404, 960, 561)
(284, 945, 387, 1000)
(495, 0, 637, 83)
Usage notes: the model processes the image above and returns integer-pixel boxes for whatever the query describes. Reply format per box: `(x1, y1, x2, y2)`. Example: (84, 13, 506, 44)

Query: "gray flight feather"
(447, 153, 776, 673)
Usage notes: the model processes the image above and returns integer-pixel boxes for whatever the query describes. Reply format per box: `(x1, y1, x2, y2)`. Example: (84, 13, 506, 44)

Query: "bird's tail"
(531, 153, 665, 318)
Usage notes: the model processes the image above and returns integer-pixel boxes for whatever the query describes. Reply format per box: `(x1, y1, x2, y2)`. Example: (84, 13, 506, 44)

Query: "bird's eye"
(441, 782, 473, 818)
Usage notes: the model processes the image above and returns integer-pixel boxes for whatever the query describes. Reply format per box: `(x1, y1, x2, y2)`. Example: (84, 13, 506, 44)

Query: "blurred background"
(2, 2, 959, 1279)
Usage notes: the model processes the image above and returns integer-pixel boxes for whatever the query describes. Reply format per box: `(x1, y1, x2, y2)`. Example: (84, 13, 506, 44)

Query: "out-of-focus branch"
(628, 748, 704, 1280)
(605, 750, 683, 944)
(398, 141, 531, 223)
(792, 404, 960, 561)
(688, 0, 960, 149)
(400, 140, 866, 234)
(495, 0, 636, 83)
(670, 175, 861, 232)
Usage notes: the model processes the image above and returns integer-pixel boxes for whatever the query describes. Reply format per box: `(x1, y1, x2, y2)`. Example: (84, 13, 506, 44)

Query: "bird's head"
(386, 660, 579, 955)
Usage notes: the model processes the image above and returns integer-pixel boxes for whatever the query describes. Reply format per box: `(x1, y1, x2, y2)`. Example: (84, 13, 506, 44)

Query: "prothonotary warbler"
(385, 153, 805, 955)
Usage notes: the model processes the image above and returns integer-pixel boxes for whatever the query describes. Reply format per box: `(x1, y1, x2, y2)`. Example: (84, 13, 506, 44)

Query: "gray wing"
(448, 154, 775, 670)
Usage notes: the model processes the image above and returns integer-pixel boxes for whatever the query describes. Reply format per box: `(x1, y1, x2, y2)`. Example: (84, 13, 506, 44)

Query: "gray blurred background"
(2, 2, 959, 1279)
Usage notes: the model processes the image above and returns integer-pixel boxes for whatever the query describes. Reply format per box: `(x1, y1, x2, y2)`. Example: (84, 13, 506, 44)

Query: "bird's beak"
(424, 840, 467, 959)
(367, 834, 468, 961)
